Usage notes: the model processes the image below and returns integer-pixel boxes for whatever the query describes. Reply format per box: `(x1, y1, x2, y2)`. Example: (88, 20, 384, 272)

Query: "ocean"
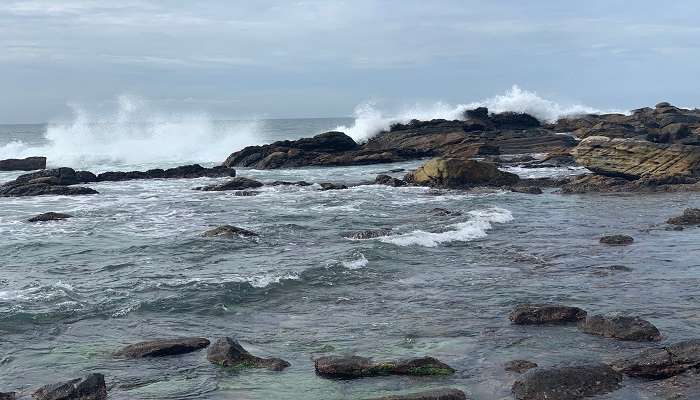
(1, 92, 699, 399)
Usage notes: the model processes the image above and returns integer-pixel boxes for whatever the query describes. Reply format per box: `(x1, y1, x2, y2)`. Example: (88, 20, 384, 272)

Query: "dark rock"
(207, 337, 289, 371)
(202, 225, 258, 238)
(490, 112, 541, 129)
(268, 180, 313, 187)
(231, 191, 259, 197)
(366, 388, 467, 400)
(405, 158, 519, 189)
(319, 182, 348, 191)
(375, 174, 407, 187)
(505, 360, 539, 373)
(465, 107, 489, 121)
(345, 229, 391, 240)
(511, 186, 543, 194)
(114, 337, 210, 358)
(509, 304, 587, 325)
(197, 177, 263, 192)
(612, 339, 700, 379)
(0, 156, 46, 171)
(97, 164, 235, 182)
(27, 212, 72, 223)
(430, 208, 462, 217)
(578, 314, 661, 341)
(33, 373, 107, 400)
(668, 208, 700, 225)
(0, 393, 15, 400)
(599, 235, 634, 246)
(0, 167, 99, 198)
(314, 355, 455, 379)
(512, 363, 622, 400)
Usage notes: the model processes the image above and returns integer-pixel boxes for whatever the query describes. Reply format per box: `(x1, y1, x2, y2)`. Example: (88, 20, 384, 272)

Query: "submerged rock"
(202, 225, 258, 238)
(319, 182, 348, 190)
(344, 229, 391, 240)
(667, 208, 700, 225)
(578, 314, 661, 341)
(268, 180, 313, 187)
(314, 355, 454, 379)
(509, 304, 587, 325)
(510, 186, 543, 194)
(196, 177, 263, 191)
(366, 388, 467, 400)
(405, 158, 519, 189)
(430, 208, 462, 217)
(0, 156, 46, 171)
(505, 360, 539, 373)
(512, 363, 622, 400)
(375, 174, 406, 187)
(207, 337, 290, 371)
(599, 234, 634, 246)
(27, 212, 73, 222)
(612, 339, 700, 379)
(114, 337, 210, 358)
(33, 373, 107, 400)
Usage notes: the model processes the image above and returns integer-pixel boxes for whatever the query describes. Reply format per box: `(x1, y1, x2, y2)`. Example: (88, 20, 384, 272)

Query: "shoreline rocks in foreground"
(33, 373, 107, 400)
(0, 156, 46, 171)
(207, 337, 290, 371)
(366, 388, 467, 400)
(612, 339, 700, 379)
(314, 355, 455, 379)
(512, 363, 622, 400)
(578, 314, 661, 341)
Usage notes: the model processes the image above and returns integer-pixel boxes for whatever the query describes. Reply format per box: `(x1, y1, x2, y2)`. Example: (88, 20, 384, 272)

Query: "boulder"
(599, 235, 634, 246)
(572, 136, 700, 180)
(405, 158, 519, 189)
(0, 156, 46, 171)
(27, 212, 72, 223)
(578, 314, 661, 341)
(114, 337, 210, 358)
(32, 373, 107, 400)
(667, 208, 700, 225)
(366, 388, 467, 400)
(505, 360, 539, 373)
(207, 337, 289, 371)
(512, 363, 622, 400)
(196, 177, 263, 192)
(612, 339, 700, 379)
(314, 356, 454, 379)
(509, 304, 587, 325)
(375, 174, 406, 187)
(202, 225, 258, 238)
(345, 229, 391, 240)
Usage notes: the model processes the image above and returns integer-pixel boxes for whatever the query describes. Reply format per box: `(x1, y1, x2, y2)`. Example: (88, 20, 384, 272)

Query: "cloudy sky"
(1, 0, 699, 123)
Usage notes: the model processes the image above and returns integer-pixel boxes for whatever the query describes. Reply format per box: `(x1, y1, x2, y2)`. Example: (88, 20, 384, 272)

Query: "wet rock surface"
(0, 156, 46, 171)
(96, 164, 235, 182)
(578, 314, 661, 341)
(667, 208, 700, 225)
(202, 225, 258, 238)
(505, 360, 538, 373)
(344, 229, 391, 240)
(114, 337, 210, 358)
(32, 373, 107, 400)
(512, 363, 622, 400)
(27, 212, 73, 222)
(612, 339, 700, 379)
(314, 355, 455, 379)
(599, 234, 634, 246)
(206, 337, 290, 371)
(375, 174, 407, 187)
(0, 167, 99, 197)
(509, 304, 587, 325)
(405, 158, 519, 189)
(366, 388, 467, 400)
(196, 177, 263, 191)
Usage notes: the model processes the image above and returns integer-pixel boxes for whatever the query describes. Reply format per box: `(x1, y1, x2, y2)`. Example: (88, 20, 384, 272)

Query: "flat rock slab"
(114, 337, 210, 358)
(612, 339, 700, 379)
(33, 373, 107, 400)
(512, 363, 622, 400)
(509, 304, 587, 325)
(366, 388, 467, 400)
(578, 314, 661, 341)
(27, 212, 73, 223)
(599, 234, 634, 245)
(207, 337, 289, 371)
(315, 356, 455, 379)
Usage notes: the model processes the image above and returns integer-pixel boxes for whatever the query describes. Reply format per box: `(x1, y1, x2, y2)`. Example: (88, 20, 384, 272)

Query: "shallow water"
(1, 122, 700, 399)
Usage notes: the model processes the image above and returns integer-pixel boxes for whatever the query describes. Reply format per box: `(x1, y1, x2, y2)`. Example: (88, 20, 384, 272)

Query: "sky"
(1, 0, 700, 123)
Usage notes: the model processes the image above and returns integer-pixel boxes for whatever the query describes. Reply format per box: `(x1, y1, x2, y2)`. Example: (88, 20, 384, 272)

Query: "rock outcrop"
(572, 136, 700, 180)
(599, 234, 634, 246)
(509, 304, 587, 325)
(512, 363, 622, 400)
(612, 339, 700, 379)
(405, 158, 519, 189)
(202, 225, 258, 238)
(366, 389, 467, 400)
(0, 168, 98, 197)
(0, 156, 46, 171)
(206, 337, 290, 371)
(32, 373, 107, 400)
(27, 212, 72, 222)
(96, 164, 235, 182)
(578, 314, 661, 341)
(668, 208, 700, 225)
(114, 337, 210, 358)
(195, 177, 263, 192)
(314, 355, 454, 379)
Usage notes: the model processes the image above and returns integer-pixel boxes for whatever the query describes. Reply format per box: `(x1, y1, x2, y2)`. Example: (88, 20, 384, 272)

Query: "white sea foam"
(0, 281, 75, 302)
(341, 253, 369, 269)
(0, 95, 260, 169)
(380, 207, 513, 247)
(336, 85, 612, 143)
